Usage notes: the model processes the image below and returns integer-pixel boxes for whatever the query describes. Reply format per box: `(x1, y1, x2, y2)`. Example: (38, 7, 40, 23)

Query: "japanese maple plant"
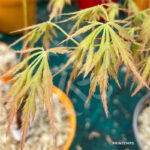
(1, 0, 150, 149)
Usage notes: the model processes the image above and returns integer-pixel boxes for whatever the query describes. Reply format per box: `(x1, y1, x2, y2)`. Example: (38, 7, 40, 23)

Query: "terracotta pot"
(78, 0, 119, 9)
(134, 0, 150, 10)
(0, 0, 36, 34)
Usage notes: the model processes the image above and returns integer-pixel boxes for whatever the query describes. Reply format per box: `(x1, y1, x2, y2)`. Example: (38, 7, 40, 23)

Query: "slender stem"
(23, 0, 29, 33)
(22, 0, 30, 63)
(51, 22, 79, 46)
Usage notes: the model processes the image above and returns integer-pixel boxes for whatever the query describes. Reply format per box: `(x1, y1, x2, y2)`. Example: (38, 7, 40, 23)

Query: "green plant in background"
(1, 0, 150, 149)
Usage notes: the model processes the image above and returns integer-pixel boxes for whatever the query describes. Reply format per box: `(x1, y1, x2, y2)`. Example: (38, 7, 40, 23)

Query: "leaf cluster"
(58, 20, 149, 116)
(10, 21, 57, 49)
(1, 47, 71, 150)
(61, 2, 119, 33)
(125, 12, 150, 93)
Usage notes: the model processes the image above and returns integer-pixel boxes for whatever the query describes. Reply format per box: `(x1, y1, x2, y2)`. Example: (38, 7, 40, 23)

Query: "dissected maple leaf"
(9, 19, 78, 52)
(9, 22, 57, 50)
(132, 56, 150, 95)
(56, 20, 149, 117)
(124, 11, 150, 93)
(43, 58, 55, 139)
(1, 47, 71, 150)
(60, 3, 119, 33)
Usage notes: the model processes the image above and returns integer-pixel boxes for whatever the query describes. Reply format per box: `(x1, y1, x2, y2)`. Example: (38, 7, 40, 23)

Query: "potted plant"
(0, 0, 150, 149)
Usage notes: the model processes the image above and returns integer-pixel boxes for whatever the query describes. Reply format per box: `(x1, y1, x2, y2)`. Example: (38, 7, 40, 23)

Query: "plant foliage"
(10, 19, 78, 50)
(62, 3, 119, 33)
(1, 19, 75, 150)
(124, 12, 150, 94)
(57, 19, 149, 117)
(1, 1, 150, 150)
(1, 47, 71, 150)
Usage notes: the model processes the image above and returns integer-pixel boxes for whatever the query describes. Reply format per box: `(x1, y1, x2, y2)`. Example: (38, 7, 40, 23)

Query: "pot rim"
(133, 92, 150, 150)
(54, 86, 76, 150)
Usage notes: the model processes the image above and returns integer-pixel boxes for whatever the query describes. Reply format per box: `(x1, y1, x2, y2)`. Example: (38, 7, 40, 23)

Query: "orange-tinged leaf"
(108, 25, 149, 89)
(43, 58, 55, 140)
(47, 47, 72, 54)
(14, 48, 42, 54)
(7, 100, 18, 136)
(100, 73, 109, 117)
(21, 88, 36, 150)
(85, 77, 98, 106)
(132, 56, 150, 95)
(124, 68, 130, 87)
(10, 24, 38, 33)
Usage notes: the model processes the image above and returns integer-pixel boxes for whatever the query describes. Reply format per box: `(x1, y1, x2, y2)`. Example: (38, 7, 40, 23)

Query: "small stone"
(56, 134, 66, 147)
(40, 133, 50, 143)
(76, 145, 82, 150)
(88, 131, 101, 140)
